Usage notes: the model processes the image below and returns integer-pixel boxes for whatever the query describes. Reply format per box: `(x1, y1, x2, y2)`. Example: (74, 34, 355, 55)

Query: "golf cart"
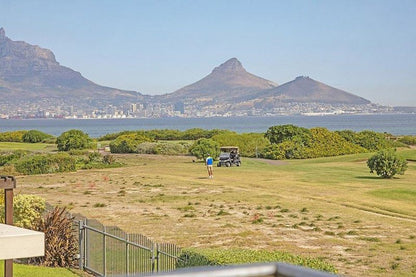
(217, 146, 241, 167)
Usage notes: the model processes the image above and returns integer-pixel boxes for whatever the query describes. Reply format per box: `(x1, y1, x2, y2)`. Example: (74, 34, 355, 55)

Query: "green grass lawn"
(11, 149, 416, 276)
(0, 142, 56, 151)
(0, 261, 80, 277)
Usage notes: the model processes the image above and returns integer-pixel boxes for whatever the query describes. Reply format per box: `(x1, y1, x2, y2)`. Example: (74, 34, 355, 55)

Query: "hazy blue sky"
(1, 0, 415, 106)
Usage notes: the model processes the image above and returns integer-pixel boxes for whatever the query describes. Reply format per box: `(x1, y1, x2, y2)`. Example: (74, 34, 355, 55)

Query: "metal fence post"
(156, 243, 160, 272)
(103, 225, 107, 276)
(85, 218, 88, 269)
(126, 233, 129, 276)
(78, 220, 84, 271)
(151, 242, 156, 273)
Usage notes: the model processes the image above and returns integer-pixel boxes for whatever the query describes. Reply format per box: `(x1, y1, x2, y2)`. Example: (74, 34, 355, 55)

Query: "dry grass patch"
(15, 150, 416, 276)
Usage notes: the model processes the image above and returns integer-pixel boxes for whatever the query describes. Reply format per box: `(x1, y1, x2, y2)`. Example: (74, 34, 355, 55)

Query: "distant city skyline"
(1, 0, 415, 106)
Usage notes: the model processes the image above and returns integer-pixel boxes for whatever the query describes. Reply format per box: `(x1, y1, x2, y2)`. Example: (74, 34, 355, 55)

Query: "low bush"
(337, 130, 399, 151)
(28, 207, 78, 267)
(0, 130, 28, 142)
(102, 154, 116, 164)
(177, 248, 336, 273)
(212, 132, 270, 157)
(110, 133, 152, 153)
(87, 151, 102, 163)
(0, 150, 29, 166)
(304, 128, 365, 158)
(67, 149, 90, 156)
(22, 130, 52, 143)
(14, 153, 76, 175)
(137, 141, 192, 155)
(0, 194, 46, 229)
(98, 128, 229, 141)
(136, 142, 158, 154)
(398, 135, 416, 146)
(367, 148, 408, 178)
(262, 128, 363, 160)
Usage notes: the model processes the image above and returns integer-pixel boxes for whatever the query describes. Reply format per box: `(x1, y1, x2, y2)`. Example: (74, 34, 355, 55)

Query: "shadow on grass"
(355, 176, 382, 180)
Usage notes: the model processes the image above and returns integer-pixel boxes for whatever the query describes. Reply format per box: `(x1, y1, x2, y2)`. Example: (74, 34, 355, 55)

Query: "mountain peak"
(295, 76, 310, 80)
(212, 57, 245, 73)
(0, 27, 5, 40)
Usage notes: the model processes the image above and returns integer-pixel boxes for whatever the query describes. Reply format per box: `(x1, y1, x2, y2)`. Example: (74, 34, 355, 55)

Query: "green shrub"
(14, 153, 76, 175)
(335, 130, 358, 144)
(189, 138, 220, 160)
(265, 125, 311, 145)
(136, 142, 159, 154)
(0, 194, 46, 229)
(0, 150, 29, 166)
(98, 128, 229, 141)
(102, 154, 116, 164)
(88, 151, 102, 163)
(67, 149, 90, 156)
(0, 130, 28, 142)
(22, 130, 52, 143)
(356, 130, 392, 151)
(56, 129, 92, 151)
(28, 207, 78, 267)
(212, 132, 270, 157)
(304, 128, 365, 158)
(262, 126, 366, 160)
(262, 143, 285, 160)
(137, 141, 192, 155)
(367, 149, 408, 178)
(398, 135, 416, 146)
(98, 130, 136, 141)
(263, 140, 306, 160)
(177, 248, 336, 273)
(110, 133, 152, 153)
(81, 153, 121, 169)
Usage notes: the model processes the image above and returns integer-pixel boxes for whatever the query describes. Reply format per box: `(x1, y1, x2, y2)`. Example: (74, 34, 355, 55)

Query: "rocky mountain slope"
(159, 58, 278, 103)
(256, 76, 370, 104)
(0, 28, 141, 109)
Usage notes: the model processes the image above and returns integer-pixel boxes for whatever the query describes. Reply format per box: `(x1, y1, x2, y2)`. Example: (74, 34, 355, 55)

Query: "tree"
(189, 138, 220, 160)
(56, 129, 91, 151)
(265, 124, 311, 145)
(367, 149, 407, 178)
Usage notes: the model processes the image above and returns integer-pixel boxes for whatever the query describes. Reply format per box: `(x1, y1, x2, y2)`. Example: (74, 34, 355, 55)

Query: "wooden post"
(1, 176, 16, 277)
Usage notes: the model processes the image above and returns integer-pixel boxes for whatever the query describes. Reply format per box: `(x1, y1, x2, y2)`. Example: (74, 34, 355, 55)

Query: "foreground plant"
(367, 148, 407, 178)
(28, 207, 78, 267)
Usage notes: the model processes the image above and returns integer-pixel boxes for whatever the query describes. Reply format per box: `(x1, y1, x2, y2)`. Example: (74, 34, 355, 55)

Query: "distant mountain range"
(0, 28, 141, 109)
(160, 58, 277, 103)
(0, 27, 389, 118)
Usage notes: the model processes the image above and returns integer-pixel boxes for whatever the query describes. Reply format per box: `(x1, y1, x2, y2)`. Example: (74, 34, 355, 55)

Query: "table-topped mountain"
(0, 28, 141, 113)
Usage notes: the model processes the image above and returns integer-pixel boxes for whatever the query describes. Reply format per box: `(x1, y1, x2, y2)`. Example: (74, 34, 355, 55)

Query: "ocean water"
(0, 114, 415, 138)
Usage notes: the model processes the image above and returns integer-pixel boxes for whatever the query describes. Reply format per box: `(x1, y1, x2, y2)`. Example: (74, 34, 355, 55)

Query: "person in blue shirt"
(206, 154, 214, 179)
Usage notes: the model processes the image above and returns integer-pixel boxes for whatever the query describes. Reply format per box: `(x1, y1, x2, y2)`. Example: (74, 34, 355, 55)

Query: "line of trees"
(0, 126, 412, 177)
